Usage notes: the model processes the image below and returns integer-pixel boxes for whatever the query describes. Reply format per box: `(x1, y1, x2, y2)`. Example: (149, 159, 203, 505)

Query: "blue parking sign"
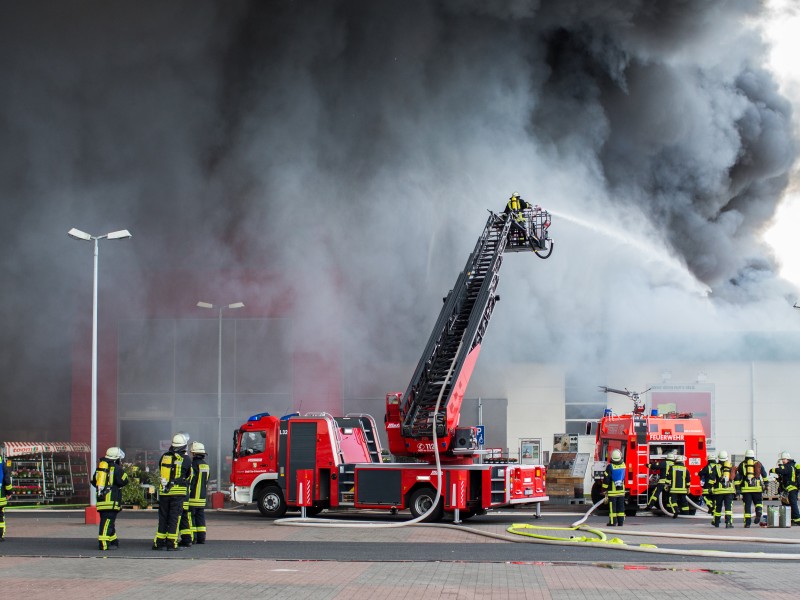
(476, 425, 485, 446)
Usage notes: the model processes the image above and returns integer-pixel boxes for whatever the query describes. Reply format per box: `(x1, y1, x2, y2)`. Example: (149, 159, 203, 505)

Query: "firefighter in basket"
(503, 192, 540, 249)
(153, 433, 193, 551)
(602, 449, 626, 527)
(735, 449, 767, 528)
(91, 447, 129, 550)
(770, 451, 800, 525)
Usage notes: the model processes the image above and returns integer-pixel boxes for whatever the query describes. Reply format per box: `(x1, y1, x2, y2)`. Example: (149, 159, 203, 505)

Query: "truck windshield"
(239, 430, 266, 456)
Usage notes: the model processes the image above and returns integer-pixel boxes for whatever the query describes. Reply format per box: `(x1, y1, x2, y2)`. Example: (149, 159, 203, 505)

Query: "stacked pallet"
(546, 452, 585, 499)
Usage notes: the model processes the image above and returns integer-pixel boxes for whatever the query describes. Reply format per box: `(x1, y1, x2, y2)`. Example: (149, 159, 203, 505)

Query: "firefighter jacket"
(709, 461, 735, 495)
(699, 461, 717, 487)
(0, 459, 11, 507)
(92, 459, 129, 511)
(158, 450, 192, 497)
(188, 456, 210, 508)
(602, 460, 626, 497)
(770, 460, 799, 493)
(735, 458, 766, 493)
(667, 463, 689, 494)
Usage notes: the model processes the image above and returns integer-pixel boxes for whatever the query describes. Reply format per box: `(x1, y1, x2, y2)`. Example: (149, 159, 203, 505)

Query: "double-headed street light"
(68, 228, 132, 513)
(197, 301, 245, 492)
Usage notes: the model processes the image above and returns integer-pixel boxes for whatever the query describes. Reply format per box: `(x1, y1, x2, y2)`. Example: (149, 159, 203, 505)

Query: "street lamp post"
(197, 301, 245, 492)
(68, 228, 131, 520)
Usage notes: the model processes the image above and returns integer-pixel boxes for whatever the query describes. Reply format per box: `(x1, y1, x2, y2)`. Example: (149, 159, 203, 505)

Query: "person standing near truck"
(188, 441, 210, 544)
(698, 451, 717, 511)
(770, 451, 800, 525)
(0, 455, 11, 540)
(710, 450, 735, 528)
(602, 449, 626, 527)
(735, 449, 767, 528)
(153, 433, 192, 551)
(667, 454, 690, 518)
(91, 447, 129, 550)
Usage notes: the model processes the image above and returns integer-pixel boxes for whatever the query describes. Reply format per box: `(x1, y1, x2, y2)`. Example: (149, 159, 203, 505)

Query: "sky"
(1, 0, 799, 440)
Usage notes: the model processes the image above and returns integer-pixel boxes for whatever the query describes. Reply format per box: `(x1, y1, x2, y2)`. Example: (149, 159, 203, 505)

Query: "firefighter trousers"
(607, 496, 625, 526)
(0, 505, 6, 539)
(713, 494, 734, 526)
(190, 506, 206, 543)
(740, 491, 763, 526)
(669, 492, 689, 517)
(98, 510, 119, 549)
(179, 505, 193, 545)
(154, 495, 183, 549)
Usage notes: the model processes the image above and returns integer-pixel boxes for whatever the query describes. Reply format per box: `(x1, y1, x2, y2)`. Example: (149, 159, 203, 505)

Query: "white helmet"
(745, 449, 755, 458)
(172, 432, 189, 448)
(105, 447, 125, 461)
(707, 451, 717, 461)
(610, 449, 622, 462)
(190, 441, 206, 455)
(718, 450, 729, 461)
(781, 451, 792, 460)
(667, 450, 677, 459)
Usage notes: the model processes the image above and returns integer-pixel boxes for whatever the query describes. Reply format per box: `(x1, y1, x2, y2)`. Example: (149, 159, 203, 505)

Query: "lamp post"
(68, 228, 132, 518)
(197, 301, 245, 492)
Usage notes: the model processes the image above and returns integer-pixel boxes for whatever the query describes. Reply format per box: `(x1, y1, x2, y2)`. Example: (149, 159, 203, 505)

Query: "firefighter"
(646, 450, 675, 511)
(0, 454, 11, 541)
(735, 449, 766, 528)
(709, 450, 735, 528)
(770, 451, 800, 525)
(188, 441, 210, 544)
(602, 449, 626, 527)
(666, 454, 690, 518)
(503, 192, 535, 246)
(91, 447, 129, 550)
(153, 433, 193, 551)
(698, 451, 717, 511)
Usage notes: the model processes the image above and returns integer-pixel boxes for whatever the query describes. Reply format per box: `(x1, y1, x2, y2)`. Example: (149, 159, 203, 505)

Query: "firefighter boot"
(712, 517, 720, 528)
(726, 521, 734, 528)
(744, 518, 751, 528)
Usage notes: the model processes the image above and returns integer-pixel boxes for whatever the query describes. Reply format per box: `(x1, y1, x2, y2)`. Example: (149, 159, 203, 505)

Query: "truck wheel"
(256, 486, 288, 518)
(409, 487, 444, 522)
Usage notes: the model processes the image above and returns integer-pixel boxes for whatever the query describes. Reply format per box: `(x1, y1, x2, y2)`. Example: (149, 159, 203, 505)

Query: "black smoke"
(0, 0, 797, 439)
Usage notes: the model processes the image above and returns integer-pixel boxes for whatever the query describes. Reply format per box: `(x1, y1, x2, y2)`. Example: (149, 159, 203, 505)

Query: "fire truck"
(589, 386, 707, 515)
(230, 206, 553, 521)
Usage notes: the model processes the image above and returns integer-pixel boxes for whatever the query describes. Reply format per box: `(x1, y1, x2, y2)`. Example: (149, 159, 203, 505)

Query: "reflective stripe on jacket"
(188, 458, 210, 507)
(602, 461, 626, 497)
(668, 464, 689, 494)
(736, 458, 765, 493)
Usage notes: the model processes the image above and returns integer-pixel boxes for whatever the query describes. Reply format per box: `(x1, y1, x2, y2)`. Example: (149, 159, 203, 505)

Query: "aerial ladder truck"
(229, 204, 553, 520)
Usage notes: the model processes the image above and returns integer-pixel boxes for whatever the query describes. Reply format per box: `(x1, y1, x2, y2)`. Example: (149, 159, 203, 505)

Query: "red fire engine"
(230, 206, 553, 520)
(589, 386, 707, 515)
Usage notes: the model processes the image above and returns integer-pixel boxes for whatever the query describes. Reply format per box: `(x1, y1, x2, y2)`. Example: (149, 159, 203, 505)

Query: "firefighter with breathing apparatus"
(91, 446, 129, 550)
(602, 449, 626, 527)
(709, 450, 735, 528)
(735, 449, 766, 528)
(153, 433, 193, 551)
(188, 441, 211, 544)
(698, 451, 717, 511)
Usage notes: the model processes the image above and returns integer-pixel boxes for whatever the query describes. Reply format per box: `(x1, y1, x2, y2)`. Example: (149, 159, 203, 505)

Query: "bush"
(120, 464, 152, 508)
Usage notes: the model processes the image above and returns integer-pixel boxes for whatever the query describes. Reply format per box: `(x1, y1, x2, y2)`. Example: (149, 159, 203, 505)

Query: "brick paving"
(3, 508, 800, 598)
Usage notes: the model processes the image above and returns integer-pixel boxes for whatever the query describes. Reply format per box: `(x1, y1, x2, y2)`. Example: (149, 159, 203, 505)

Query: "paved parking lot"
(2, 506, 800, 599)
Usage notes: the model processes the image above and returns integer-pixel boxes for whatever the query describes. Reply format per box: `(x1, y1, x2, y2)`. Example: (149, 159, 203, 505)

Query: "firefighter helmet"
(172, 432, 189, 448)
(781, 451, 792, 460)
(667, 450, 677, 459)
(510, 191, 520, 199)
(190, 441, 206, 455)
(718, 450, 729, 461)
(676, 454, 685, 463)
(610, 449, 622, 462)
(105, 447, 125, 461)
(707, 451, 717, 461)
(745, 449, 755, 458)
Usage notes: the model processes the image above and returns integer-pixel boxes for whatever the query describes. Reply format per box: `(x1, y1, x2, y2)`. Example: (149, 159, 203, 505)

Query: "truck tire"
(256, 486, 288, 518)
(409, 487, 444, 522)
